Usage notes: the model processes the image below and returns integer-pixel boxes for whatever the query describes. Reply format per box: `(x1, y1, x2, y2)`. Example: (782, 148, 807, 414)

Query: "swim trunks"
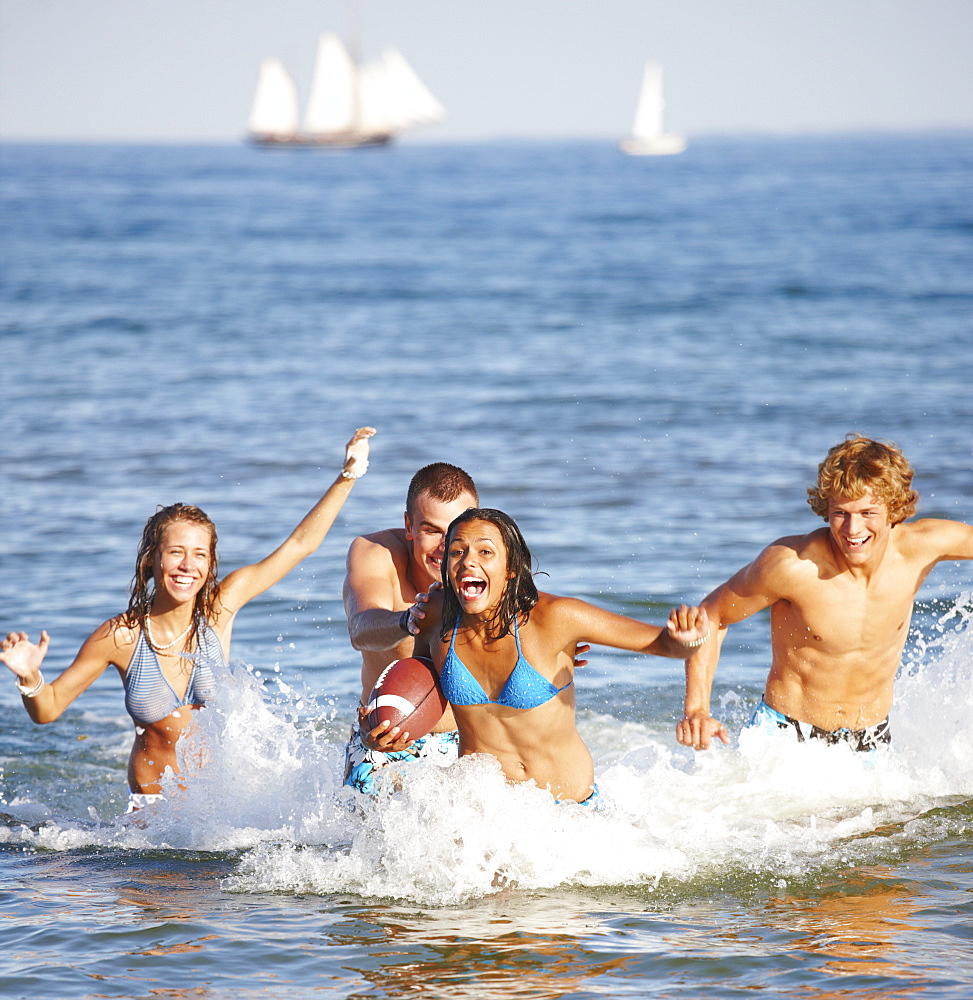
(124, 621, 224, 725)
(343, 723, 460, 796)
(440, 615, 572, 710)
(747, 697, 891, 752)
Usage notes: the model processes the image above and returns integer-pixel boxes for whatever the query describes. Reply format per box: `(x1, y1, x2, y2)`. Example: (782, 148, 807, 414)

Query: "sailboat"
(247, 33, 445, 148)
(619, 62, 686, 156)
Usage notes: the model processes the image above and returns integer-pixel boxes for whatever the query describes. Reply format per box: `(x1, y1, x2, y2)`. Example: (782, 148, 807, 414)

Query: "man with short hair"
(342, 463, 479, 793)
(677, 434, 973, 752)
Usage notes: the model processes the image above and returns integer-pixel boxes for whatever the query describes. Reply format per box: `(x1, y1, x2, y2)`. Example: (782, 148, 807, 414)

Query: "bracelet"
(16, 671, 45, 697)
(679, 635, 709, 649)
(399, 608, 413, 634)
(340, 460, 368, 480)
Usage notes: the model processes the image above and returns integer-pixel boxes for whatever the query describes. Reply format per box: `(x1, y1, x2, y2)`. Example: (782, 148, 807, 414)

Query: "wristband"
(399, 608, 413, 634)
(341, 461, 368, 480)
(679, 635, 709, 649)
(16, 671, 45, 698)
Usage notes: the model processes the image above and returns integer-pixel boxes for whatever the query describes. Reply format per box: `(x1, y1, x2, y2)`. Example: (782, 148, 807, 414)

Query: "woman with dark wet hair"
(398, 507, 709, 804)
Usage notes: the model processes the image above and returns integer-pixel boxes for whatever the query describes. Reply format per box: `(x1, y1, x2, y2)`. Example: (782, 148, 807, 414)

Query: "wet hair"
(807, 434, 919, 525)
(406, 463, 478, 519)
(121, 503, 219, 649)
(440, 508, 538, 641)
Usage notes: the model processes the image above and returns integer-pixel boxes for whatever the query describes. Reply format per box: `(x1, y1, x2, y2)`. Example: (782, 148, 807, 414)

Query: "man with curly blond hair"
(676, 435, 972, 753)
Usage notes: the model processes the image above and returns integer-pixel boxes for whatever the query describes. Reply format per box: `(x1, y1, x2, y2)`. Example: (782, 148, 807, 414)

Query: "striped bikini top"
(439, 615, 573, 710)
(123, 621, 223, 725)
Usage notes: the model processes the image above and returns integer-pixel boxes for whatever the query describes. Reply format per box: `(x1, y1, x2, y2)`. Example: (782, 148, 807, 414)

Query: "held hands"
(667, 605, 730, 750)
(341, 427, 377, 479)
(676, 712, 730, 751)
(666, 605, 711, 648)
(1, 630, 50, 686)
(357, 704, 415, 752)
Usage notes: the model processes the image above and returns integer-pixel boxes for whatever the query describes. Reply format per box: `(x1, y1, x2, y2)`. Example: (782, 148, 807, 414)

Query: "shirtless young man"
(676, 434, 973, 753)
(341, 463, 479, 793)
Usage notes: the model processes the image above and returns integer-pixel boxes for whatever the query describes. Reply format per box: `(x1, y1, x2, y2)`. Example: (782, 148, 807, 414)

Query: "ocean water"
(1, 134, 971, 998)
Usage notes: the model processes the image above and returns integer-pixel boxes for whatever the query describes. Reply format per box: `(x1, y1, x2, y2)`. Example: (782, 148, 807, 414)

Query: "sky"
(1, 0, 972, 143)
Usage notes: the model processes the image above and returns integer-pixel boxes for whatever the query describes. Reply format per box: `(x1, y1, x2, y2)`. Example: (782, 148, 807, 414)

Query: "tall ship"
(619, 62, 686, 156)
(247, 32, 445, 148)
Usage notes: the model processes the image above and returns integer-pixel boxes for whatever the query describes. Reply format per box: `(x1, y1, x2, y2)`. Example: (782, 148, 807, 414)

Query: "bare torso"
(748, 522, 952, 729)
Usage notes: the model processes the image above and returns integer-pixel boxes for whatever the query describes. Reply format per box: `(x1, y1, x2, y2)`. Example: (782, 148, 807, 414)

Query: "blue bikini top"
(440, 615, 573, 710)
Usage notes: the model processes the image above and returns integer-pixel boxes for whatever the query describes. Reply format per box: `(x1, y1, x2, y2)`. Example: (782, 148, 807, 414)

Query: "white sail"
(620, 61, 686, 156)
(379, 48, 446, 128)
(247, 58, 299, 138)
(304, 33, 358, 135)
(248, 31, 445, 146)
(357, 59, 397, 136)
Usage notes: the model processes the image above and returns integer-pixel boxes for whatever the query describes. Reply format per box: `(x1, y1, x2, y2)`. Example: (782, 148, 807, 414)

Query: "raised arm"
(217, 427, 375, 613)
(1, 624, 118, 724)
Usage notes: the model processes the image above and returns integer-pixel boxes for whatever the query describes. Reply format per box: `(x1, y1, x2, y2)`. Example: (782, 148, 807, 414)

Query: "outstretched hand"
(0, 630, 50, 684)
(667, 605, 711, 647)
(343, 427, 377, 477)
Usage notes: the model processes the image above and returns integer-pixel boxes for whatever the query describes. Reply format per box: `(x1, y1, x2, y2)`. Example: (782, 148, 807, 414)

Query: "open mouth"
(844, 535, 869, 550)
(459, 576, 487, 600)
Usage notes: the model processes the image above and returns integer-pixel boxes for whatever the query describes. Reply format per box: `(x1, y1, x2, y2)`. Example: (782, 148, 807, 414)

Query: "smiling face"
(152, 520, 215, 608)
(827, 490, 893, 566)
(404, 489, 478, 590)
(447, 519, 514, 618)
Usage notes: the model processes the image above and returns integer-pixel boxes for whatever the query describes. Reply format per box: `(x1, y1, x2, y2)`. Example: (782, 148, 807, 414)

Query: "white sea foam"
(3, 597, 970, 906)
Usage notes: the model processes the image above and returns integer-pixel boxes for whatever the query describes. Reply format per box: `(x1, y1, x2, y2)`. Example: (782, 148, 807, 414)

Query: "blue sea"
(1, 134, 971, 999)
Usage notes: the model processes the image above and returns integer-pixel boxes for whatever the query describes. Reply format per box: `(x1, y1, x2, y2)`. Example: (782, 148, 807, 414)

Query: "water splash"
(3, 597, 971, 906)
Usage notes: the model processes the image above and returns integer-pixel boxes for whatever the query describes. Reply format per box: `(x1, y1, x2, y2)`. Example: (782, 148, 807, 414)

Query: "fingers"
(669, 604, 705, 633)
(573, 642, 591, 668)
(403, 604, 422, 635)
(675, 715, 730, 751)
(351, 427, 377, 443)
(405, 585, 440, 634)
(367, 718, 411, 751)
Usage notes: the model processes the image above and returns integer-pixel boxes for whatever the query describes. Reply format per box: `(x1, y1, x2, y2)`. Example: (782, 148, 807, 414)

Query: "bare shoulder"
(531, 590, 571, 615)
(343, 527, 412, 615)
(703, 530, 829, 618)
(75, 614, 136, 668)
(746, 528, 830, 581)
(528, 591, 594, 629)
(90, 614, 133, 646)
(346, 527, 408, 570)
(896, 517, 973, 561)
